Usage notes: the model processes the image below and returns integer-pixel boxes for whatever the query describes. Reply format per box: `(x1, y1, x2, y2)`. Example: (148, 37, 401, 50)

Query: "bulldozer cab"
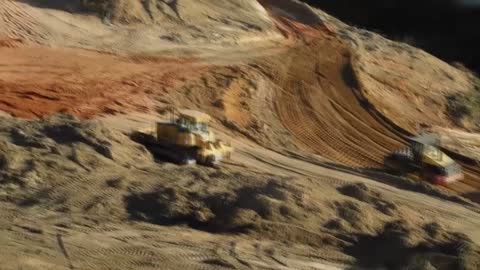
(410, 133, 460, 175)
(175, 110, 210, 133)
(410, 133, 441, 163)
(422, 144, 443, 160)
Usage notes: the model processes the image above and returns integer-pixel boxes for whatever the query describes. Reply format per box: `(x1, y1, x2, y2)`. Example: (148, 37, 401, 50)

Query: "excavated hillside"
(0, 0, 480, 269)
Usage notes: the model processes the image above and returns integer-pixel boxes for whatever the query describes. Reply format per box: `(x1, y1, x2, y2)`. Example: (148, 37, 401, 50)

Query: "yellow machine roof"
(178, 109, 211, 123)
(422, 145, 455, 167)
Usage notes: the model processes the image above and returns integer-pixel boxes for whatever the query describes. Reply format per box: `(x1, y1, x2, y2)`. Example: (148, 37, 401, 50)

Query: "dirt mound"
(0, 114, 152, 208)
(0, 114, 342, 247)
(1, 0, 280, 53)
(303, 0, 475, 128)
(79, 0, 274, 27)
(338, 183, 397, 215)
(27, 0, 275, 28)
(124, 167, 480, 265)
(0, 114, 320, 242)
(126, 177, 306, 233)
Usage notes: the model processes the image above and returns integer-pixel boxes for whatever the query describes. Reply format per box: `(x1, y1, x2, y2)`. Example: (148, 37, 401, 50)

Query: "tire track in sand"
(272, 37, 404, 169)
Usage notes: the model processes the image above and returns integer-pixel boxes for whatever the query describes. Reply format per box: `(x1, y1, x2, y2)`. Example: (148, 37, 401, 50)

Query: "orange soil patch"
(0, 46, 201, 119)
(0, 38, 24, 48)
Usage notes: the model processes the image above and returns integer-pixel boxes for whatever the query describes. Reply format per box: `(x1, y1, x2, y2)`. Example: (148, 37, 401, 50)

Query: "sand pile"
(0, 114, 152, 209)
(126, 177, 308, 232)
(82, 0, 274, 27)
(338, 183, 398, 216)
(0, 0, 280, 53)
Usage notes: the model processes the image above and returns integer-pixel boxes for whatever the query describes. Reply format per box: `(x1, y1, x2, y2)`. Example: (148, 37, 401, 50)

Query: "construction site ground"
(0, 0, 479, 269)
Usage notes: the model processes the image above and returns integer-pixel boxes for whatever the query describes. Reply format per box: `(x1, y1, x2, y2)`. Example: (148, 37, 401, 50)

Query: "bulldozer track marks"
(56, 233, 75, 270)
(239, 148, 349, 187)
(270, 38, 479, 201)
(273, 42, 400, 169)
(76, 246, 187, 269)
(0, 1, 48, 43)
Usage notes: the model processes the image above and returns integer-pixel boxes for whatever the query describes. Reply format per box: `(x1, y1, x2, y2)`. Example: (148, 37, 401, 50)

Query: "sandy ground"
(0, 0, 480, 269)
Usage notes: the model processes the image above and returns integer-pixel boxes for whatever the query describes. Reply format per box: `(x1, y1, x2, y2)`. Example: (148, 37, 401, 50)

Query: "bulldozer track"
(1, 222, 346, 270)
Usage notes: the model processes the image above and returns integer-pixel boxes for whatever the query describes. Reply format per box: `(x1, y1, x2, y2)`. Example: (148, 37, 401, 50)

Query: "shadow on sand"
(17, 0, 86, 13)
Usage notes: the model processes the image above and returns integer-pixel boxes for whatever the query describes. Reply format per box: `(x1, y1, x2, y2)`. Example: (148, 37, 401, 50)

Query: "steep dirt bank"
(350, 31, 473, 133)
(265, 0, 480, 201)
(302, 0, 480, 74)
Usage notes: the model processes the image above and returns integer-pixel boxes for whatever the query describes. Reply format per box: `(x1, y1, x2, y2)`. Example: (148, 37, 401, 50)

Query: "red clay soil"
(0, 46, 201, 119)
(0, 38, 24, 48)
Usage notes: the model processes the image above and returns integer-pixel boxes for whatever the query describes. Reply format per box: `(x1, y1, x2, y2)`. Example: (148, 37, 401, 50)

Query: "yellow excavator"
(384, 133, 463, 185)
(131, 109, 233, 166)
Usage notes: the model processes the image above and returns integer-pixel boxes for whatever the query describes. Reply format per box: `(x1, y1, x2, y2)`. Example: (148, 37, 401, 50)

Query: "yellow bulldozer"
(384, 133, 463, 185)
(131, 109, 233, 166)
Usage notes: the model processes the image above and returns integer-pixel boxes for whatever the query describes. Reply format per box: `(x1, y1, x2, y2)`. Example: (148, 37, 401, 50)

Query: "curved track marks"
(272, 38, 403, 169)
(269, 34, 479, 201)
